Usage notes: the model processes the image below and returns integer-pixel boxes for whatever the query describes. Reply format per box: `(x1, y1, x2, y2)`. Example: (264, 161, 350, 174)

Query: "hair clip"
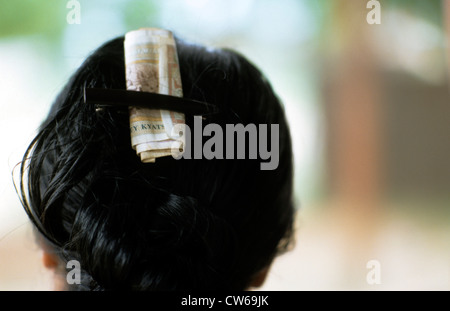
(83, 87, 218, 117)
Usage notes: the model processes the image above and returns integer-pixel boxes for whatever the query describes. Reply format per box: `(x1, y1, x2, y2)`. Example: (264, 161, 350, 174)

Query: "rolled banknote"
(124, 28, 185, 163)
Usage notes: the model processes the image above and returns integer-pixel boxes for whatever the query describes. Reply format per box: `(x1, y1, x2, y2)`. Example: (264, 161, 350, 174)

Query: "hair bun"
(66, 174, 236, 290)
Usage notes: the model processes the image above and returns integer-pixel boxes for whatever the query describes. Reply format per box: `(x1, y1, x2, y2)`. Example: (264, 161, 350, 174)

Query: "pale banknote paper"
(124, 28, 185, 163)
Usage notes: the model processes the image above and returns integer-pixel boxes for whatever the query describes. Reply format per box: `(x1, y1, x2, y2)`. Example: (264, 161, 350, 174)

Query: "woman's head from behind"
(19, 33, 295, 290)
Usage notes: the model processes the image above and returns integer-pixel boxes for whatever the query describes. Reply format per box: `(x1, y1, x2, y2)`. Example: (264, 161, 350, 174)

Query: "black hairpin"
(83, 88, 218, 116)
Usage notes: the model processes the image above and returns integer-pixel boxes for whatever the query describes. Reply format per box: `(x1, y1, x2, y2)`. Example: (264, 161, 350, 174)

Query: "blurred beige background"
(1, 0, 449, 291)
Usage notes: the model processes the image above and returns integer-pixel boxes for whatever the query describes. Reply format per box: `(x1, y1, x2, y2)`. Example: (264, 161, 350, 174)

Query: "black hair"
(17, 35, 295, 290)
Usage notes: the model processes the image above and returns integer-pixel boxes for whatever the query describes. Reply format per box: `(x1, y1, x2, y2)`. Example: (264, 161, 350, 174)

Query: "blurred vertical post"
(321, 0, 383, 274)
(324, 0, 384, 209)
(444, 0, 450, 78)
(443, 0, 450, 291)
(320, 0, 385, 286)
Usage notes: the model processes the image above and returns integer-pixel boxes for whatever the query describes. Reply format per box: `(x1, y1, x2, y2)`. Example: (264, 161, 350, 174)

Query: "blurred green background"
(0, 0, 449, 290)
